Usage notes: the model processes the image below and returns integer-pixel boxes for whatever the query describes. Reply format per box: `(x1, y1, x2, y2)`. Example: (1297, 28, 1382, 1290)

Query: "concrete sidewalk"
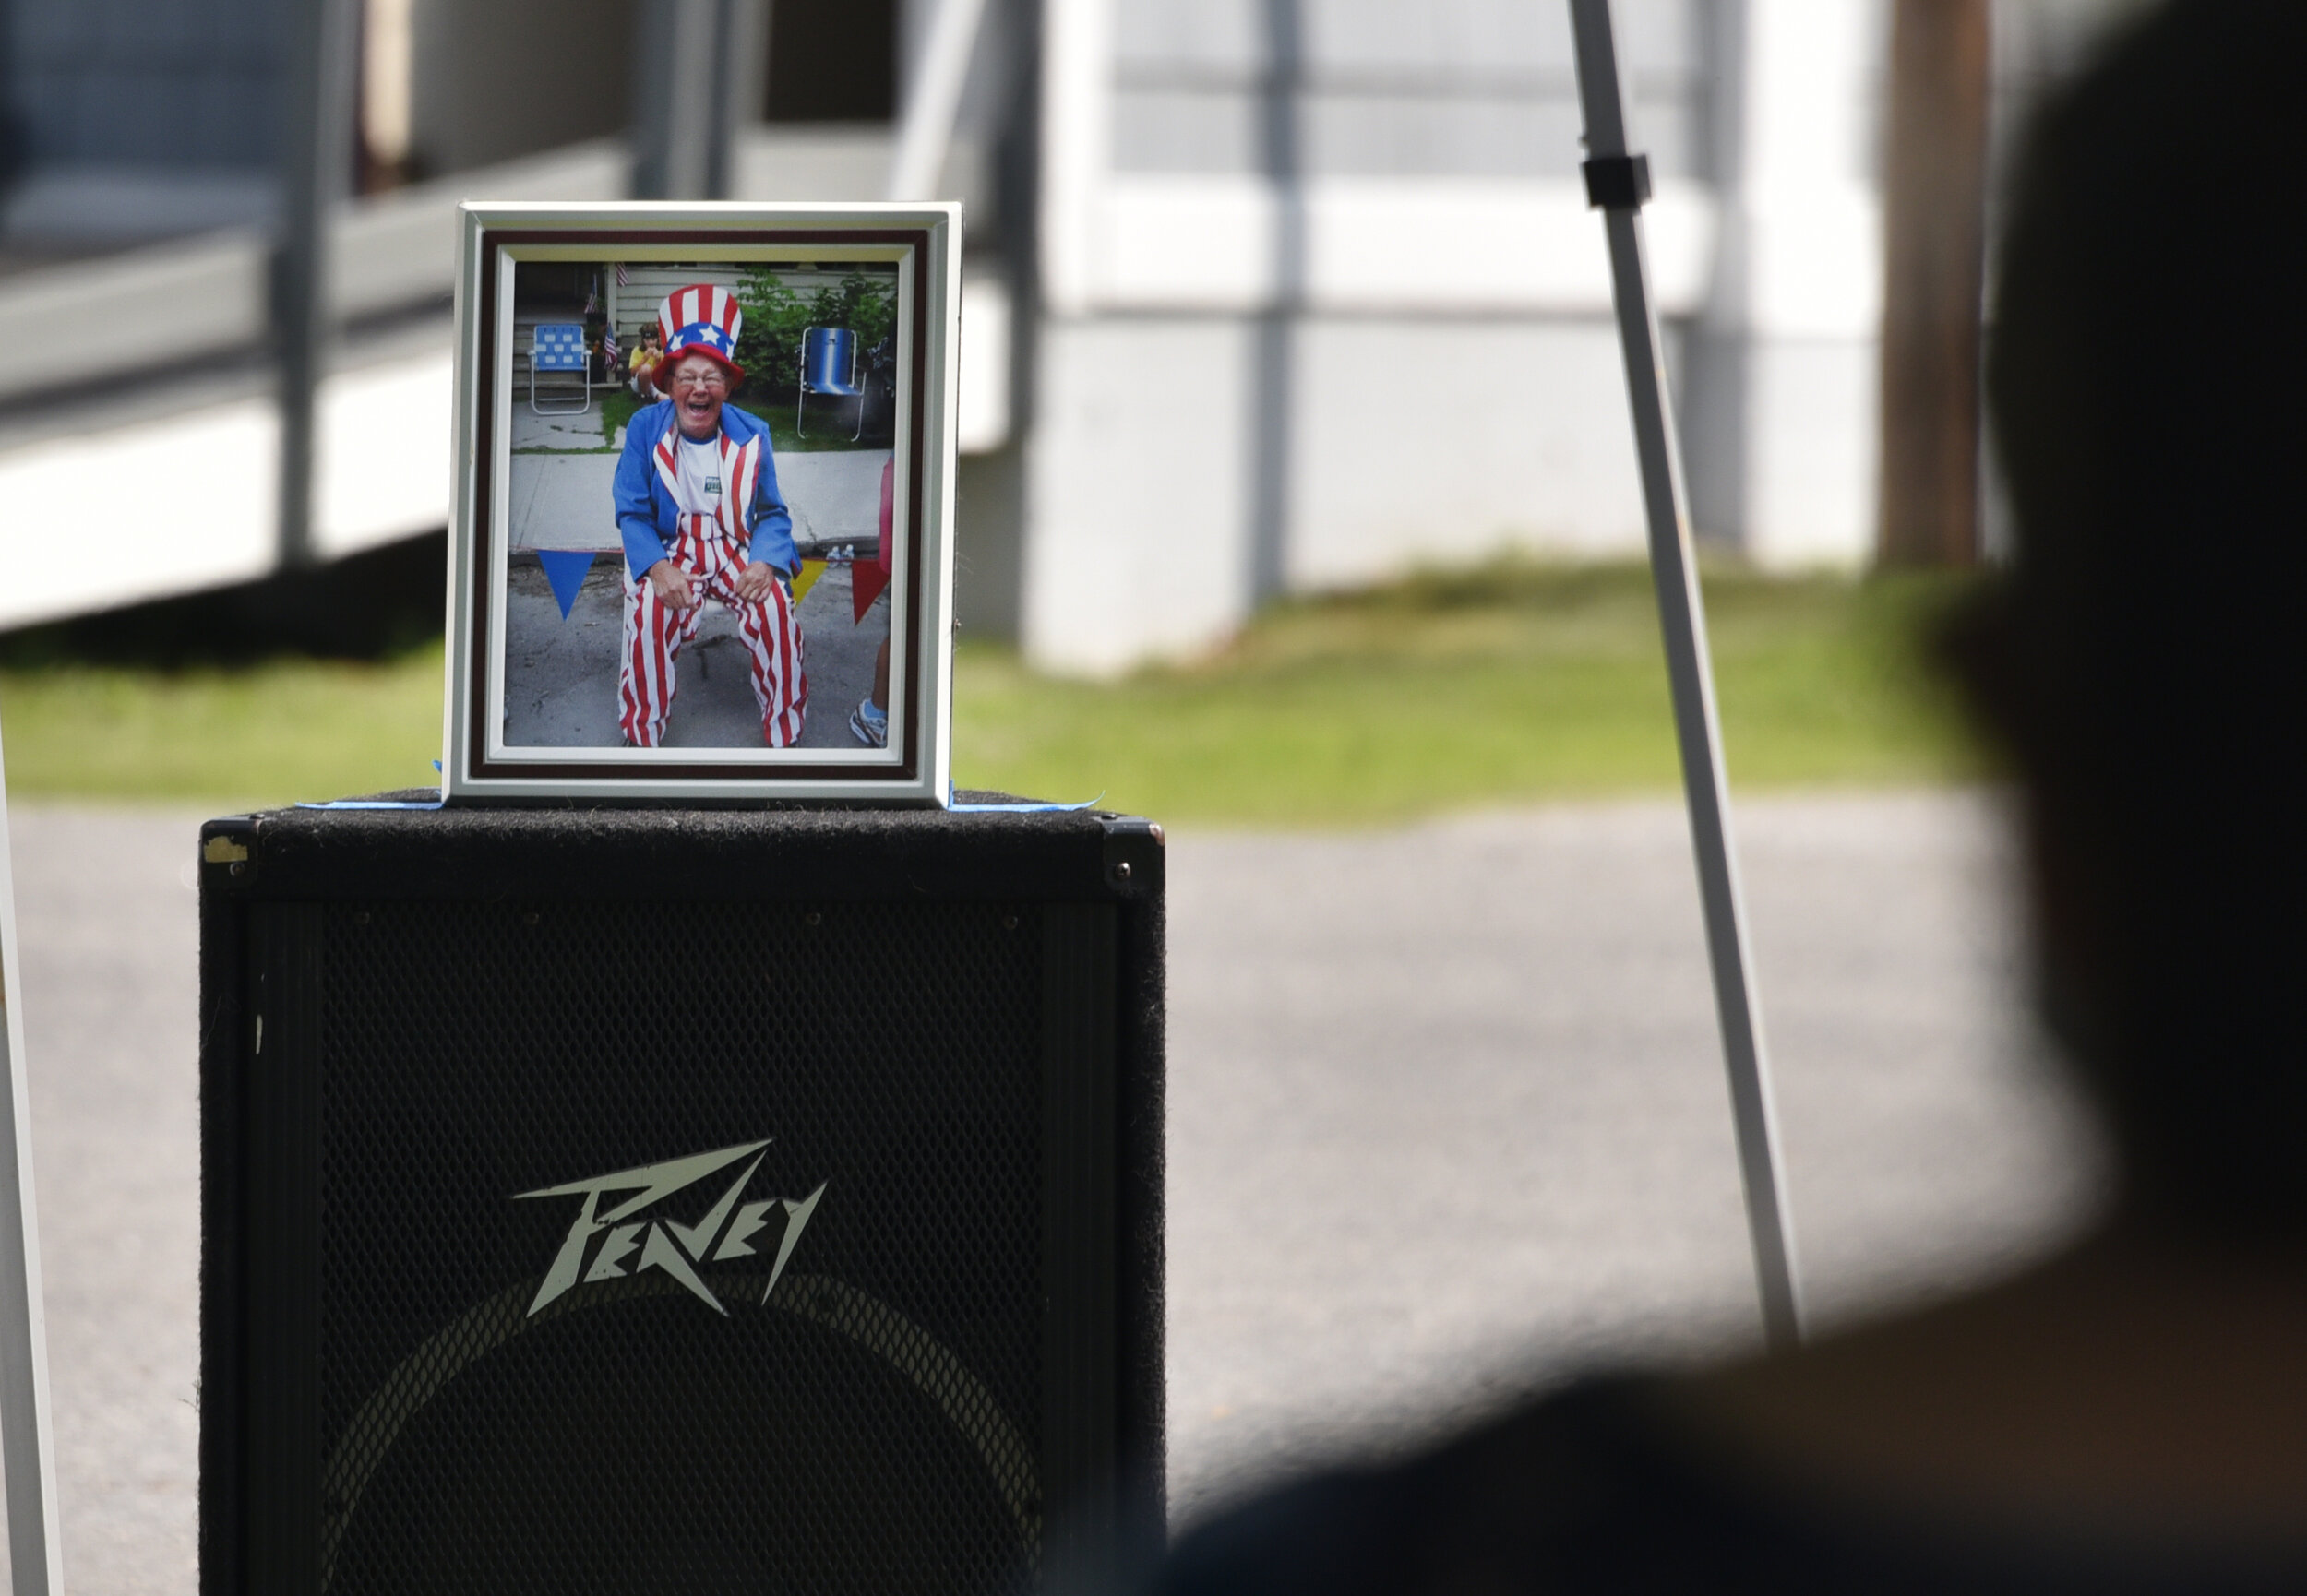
(508, 403, 608, 452)
(508, 447, 891, 552)
(0, 790, 2101, 1588)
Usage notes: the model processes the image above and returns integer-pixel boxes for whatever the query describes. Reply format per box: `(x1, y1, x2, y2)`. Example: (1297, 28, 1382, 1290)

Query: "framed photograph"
(444, 202, 959, 803)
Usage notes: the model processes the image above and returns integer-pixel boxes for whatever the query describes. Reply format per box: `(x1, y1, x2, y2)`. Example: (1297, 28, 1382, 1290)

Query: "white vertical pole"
(0, 721, 64, 1595)
(887, 0, 993, 200)
(711, 0, 771, 197)
(633, 0, 724, 198)
(1036, 0, 1112, 318)
(1565, 0, 1803, 1351)
(275, 0, 361, 572)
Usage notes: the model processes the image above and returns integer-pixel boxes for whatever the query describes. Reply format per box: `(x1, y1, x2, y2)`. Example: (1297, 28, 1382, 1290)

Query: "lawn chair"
(796, 326, 867, 440)
(530, 322, 593, 414)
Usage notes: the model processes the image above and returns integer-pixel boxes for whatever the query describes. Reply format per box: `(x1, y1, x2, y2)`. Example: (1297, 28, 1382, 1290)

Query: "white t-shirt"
(674, 435, 728, 527)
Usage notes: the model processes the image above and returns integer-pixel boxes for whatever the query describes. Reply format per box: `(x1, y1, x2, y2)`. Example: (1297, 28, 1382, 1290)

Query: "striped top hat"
(657, 282, 746, 385)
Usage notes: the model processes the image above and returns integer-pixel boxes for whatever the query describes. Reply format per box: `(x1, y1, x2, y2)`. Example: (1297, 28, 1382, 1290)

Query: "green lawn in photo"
(574, 388, 888, 456)
(0, 562, 1990, 822)
(505, 390, 891, 458)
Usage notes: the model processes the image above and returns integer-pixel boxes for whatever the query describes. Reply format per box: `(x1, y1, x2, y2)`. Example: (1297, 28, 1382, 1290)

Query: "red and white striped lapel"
(727, 433, 759, 537)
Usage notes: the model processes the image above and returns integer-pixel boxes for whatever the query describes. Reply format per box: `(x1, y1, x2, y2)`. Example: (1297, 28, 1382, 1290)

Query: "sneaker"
(849, 697, 888, 748)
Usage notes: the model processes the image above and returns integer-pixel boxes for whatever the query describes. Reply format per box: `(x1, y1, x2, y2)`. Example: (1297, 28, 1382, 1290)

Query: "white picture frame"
(443, 202, 961, 804)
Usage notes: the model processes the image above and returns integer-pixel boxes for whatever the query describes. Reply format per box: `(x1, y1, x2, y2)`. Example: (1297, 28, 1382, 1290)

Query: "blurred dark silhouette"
(1146, 4, 2307, 1590)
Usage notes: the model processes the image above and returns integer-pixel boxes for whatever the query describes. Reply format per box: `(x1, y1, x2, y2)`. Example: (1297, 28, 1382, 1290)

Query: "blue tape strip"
(295, 795, 448, 811)
(947, 784, 1105, 814)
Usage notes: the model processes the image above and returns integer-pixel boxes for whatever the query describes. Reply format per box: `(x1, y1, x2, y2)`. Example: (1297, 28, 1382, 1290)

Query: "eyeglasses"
(668, 365, 728, 392)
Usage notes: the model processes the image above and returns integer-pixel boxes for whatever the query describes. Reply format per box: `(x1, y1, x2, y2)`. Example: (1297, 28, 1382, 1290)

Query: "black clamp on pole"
(1581, 152, 1652, 211)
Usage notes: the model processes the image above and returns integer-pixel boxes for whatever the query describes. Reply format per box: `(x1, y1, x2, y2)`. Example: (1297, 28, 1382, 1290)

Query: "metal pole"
(0, 722, 64, 1596)
(633, 0, 726, 198)
(1001, 0, 1046, 447)
(1564, 0, 1803, 1351)
(1247, 0, 1304, 605)
(275, 0, 360, 570)
(711, 0, 771, 198)
(887, 0, 992, 200)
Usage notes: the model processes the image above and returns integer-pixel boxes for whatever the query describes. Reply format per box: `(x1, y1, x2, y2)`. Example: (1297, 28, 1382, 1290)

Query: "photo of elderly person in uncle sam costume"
(614, 284, 807, 747)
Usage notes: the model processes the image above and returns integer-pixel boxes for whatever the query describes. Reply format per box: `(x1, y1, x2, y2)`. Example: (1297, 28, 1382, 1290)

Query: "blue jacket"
(615, 400, 798, 581)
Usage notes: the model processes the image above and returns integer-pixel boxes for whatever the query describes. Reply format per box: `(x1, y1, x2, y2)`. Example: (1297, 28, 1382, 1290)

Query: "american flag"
(602, 321, 620, 371)
(616, 262, 630, 287)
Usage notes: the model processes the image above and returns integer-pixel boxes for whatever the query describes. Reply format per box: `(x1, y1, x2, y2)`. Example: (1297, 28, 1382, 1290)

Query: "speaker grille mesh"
(311, 897, 1044, 1595)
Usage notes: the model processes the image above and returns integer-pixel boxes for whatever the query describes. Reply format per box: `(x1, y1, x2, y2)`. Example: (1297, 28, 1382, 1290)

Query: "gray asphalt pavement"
(1161, 792, 2104, 1523)
(500, 554, 888, 750)
(0, 790, 2103, 1588)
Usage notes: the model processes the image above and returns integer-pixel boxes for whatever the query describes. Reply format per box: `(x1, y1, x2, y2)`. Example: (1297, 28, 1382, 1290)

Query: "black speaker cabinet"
(198, 804, 1165, 1596)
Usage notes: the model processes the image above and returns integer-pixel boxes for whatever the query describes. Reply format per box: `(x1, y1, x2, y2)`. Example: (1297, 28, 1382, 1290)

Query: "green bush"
(734, 269, 899, 401)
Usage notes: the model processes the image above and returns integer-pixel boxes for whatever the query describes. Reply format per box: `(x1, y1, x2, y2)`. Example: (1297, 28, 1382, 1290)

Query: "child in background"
(628, 324, 665, 401)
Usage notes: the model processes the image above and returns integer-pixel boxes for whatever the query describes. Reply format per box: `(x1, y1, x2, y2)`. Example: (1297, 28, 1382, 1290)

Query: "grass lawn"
(0, 562, 1990, 824)
(0, 650, 450, 810)
(956, 563, 1988, 824)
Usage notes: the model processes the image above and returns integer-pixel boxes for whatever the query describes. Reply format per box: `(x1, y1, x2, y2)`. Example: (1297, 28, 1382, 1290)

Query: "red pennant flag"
(852, 557, 890, 624)
(855, 454, 895, 624)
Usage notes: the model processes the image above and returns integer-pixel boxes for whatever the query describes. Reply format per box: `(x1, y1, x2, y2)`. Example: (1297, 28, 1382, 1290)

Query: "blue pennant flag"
(537, 549, 600, 620)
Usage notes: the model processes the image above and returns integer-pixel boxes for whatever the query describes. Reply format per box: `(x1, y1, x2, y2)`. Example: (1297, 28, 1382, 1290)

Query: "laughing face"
(665, 352, 732, 439)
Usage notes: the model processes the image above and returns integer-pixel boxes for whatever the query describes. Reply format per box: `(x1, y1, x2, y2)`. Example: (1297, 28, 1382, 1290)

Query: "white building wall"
(1023, 318, 1260, 673)
(841, 0, 2140, 674)
(1741, 339, 1879, 567)
(1022, 312, 1658, 674)
(1024, 0, 1753, 673)
(1285, 318, 1646, 591)
(1685, 0, 1886, 569)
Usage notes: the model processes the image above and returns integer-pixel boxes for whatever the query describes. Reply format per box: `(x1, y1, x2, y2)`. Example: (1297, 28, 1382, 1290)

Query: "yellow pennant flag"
(792, 557, 827, 604)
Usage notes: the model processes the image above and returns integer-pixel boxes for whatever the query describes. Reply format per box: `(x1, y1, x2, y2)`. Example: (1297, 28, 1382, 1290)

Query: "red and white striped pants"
(618, 523, 807, 747)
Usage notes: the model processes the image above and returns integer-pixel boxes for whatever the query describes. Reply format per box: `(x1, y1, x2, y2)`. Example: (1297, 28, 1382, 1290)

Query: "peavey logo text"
(517, 1140, 825, 1317)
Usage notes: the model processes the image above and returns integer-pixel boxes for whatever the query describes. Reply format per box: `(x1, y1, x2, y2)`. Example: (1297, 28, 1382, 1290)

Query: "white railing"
(0, 127, 1000, 631)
